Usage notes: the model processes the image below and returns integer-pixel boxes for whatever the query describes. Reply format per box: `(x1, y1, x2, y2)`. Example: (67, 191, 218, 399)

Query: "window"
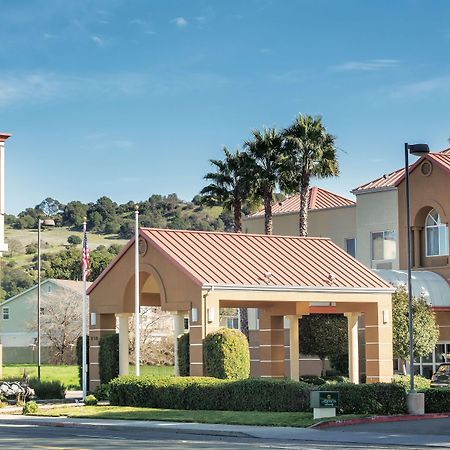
(2, 307, 9, 320)
(183, 318, 189, 330)
(226, 317, 239, 329)
(426, 210, 449, 257)
(47, 284, 52, 293)
(371, 230, 396, 261)
(414, 342, 450, 378)
(345, 238, 356, 258)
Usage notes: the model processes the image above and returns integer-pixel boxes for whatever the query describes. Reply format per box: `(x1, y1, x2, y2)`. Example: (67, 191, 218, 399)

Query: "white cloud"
(172, 17, 188, 28)
(390, 75, 450, 98)
(43, 33, 57, 40)
(333, 59, 399, 71)
(0, 70, 229, 106)
(91, 35, 104, 47)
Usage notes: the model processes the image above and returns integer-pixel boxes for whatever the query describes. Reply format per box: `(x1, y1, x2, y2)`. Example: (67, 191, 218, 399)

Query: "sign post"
(310, 391, 339, 420)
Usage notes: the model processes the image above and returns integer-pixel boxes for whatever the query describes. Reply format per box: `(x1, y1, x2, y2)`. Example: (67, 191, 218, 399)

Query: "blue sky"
(2, 0, 450, 214)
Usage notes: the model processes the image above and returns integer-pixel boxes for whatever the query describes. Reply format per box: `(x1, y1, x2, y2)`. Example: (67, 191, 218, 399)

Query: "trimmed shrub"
(84, 395, 98, 406)
(177, 332, 190, 377)
(110, 376, 312, 412)
(76, 335, 90, 389)
(299, 375, 326, 385)
(22, 401, 38, 415)
(99, 333, 119, 385)
(93, 383, 110, 401)
(203, 328, 250, 380)
(393, 375, 430, 390)
(424, 388, 450, 413)
(29, 380, 65, 400)
(316, 382, 407, 415)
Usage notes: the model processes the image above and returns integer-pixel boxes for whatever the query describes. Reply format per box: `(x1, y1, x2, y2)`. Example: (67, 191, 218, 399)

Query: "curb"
(312, 413, 450, 428)
(0, 417, 251, 438)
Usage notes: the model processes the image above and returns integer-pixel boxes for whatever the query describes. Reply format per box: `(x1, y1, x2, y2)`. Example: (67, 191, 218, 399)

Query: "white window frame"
(2, 307, 9, 320)
(370, 230, 397, 264)
(414, 341, 450, 378)
(425, 210, 449, 257)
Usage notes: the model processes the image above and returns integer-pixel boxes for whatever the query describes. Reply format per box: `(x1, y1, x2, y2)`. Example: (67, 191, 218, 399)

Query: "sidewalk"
(1, 413, 450, 447)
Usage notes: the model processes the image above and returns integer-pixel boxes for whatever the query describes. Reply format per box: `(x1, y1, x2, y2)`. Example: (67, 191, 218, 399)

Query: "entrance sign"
(310, 391, 339, 419)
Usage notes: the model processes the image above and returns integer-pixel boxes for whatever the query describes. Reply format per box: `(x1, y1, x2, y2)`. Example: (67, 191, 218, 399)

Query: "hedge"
(423, 388, 450, 413)
(203, 328, 250, 380)
(317, 382, 407, 415)
(76, 335, 89, 389)
(110, 376, 312, 411)
(177, 332, 190, 376)
(109, 376, 409, 414)
(99, 333, 119, 385)
(29, 379, 65, 399)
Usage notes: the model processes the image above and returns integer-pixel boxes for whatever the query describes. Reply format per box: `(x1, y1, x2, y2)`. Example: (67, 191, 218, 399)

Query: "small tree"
(38, 289, 82, 364)
(299, 314, 348, 376)
(392, 286, 439, 374)
(67, 235, 82, 246)
(99, 334, 119, 384)
(203, 327, 250, 380)
(128, 307, 175, 366)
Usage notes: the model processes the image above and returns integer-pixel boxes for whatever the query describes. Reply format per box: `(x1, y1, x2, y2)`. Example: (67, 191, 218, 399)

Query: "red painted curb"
(312, 413, 449, 428)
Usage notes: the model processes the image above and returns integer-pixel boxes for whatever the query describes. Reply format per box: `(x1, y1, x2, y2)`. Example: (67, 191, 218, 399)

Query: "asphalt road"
(0, 423, 429, 450)
(331, 417, 450, 435)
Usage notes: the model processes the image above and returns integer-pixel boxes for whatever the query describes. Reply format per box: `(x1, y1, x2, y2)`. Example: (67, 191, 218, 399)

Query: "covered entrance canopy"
(87, 229, 394, 390)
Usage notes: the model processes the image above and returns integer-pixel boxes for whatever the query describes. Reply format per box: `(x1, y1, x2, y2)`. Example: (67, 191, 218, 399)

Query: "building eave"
(202, 283, 395, 294)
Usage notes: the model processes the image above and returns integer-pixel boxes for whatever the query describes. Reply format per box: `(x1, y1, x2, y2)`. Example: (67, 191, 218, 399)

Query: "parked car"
(430, 363, 450, 388)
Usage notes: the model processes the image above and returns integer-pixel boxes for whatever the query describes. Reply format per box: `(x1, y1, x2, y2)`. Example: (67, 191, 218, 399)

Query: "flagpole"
(82, 218, 88, 400)
(134, 206, 140, 376)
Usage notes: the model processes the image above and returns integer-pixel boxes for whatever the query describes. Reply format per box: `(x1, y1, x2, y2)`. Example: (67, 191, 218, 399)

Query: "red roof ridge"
(353, 148, 450, 193)
(248, 186, 355, 218)
(140, 227, 332, 241)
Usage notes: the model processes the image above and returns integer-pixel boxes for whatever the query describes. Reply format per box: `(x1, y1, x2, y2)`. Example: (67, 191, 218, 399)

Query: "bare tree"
(6, 239, 24, 257)
(38, 289, 82, 364)
(129, 307, 174, 366)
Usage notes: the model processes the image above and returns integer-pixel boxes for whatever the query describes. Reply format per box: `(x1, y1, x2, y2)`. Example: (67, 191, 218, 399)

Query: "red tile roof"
(352, 148, 450, 193)
(249, 187, 355, 217)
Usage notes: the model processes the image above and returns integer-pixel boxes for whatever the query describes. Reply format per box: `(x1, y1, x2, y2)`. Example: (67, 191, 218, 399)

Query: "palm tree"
(200, 147, 252, 233)
(281, 114, 339, 236)
(201, 147, 253, 338)
(244, 128, 284, 235)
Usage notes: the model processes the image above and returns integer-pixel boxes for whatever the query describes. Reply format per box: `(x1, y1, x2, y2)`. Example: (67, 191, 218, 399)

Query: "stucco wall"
(355, 189, 399, 269)
(243, 205, 356, 252)
(398, 159, 450, 283)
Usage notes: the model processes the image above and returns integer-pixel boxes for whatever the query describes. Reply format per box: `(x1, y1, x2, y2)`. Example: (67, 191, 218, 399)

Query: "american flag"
(81, 229, 90, 279)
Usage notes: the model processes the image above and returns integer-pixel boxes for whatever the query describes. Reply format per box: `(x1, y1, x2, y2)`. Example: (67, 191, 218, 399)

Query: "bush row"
(110, 377, 312, 412)
(423, 388, 450, 413)
(109, 376, 409, 414)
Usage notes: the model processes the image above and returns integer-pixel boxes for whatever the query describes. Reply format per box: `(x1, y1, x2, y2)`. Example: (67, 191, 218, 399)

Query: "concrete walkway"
(1, 414, 450, 447)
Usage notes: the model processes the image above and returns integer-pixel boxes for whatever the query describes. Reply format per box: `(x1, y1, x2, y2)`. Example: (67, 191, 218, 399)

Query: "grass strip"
(31, 405, 365, 428)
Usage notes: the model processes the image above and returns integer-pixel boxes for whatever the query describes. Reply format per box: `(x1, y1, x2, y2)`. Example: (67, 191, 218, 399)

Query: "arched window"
(426, 210, 449, 256)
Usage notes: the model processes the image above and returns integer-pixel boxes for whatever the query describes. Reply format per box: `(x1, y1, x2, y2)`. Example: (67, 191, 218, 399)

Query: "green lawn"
(2, 364, 174, 389)
(31, 405, 363, 427)
(2, 365, 80, 389)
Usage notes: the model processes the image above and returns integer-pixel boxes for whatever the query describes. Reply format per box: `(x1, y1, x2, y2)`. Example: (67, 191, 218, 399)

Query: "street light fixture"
(37, 217, 55, 381)
(404, 143, 429, 397)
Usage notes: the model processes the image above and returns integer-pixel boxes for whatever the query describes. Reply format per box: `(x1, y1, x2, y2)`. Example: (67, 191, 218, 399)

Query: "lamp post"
(404, 143, 429, 396)
(37, 218, 55, 381)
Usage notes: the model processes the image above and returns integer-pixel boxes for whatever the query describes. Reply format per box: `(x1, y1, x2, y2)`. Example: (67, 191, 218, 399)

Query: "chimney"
(0, 133, 12, 256)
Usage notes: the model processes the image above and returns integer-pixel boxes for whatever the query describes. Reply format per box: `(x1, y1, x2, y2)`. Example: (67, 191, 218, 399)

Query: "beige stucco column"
(287, 315, 299, 381)
(173, 311, 187, 376)
(259, 310, 285, 378)
(116, 313, 131, 376)
(363, 298, 393, 383)
(345, 312, 360, 384)
(89, 313, 116, 391)
(189, 293, 220, 376)
(412, 226, 422, 268)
